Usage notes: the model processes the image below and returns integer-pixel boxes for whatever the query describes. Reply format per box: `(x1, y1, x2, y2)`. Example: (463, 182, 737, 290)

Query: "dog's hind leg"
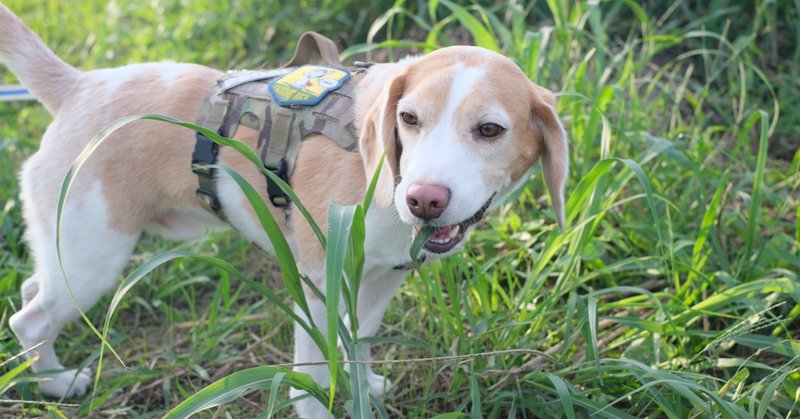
(9, 180, 140, 399)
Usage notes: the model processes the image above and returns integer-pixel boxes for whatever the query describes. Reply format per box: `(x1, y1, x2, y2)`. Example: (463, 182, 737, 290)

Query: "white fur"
(362, 204, 414, 271)
(442, 64, 486, 118)
(215, 170, 278, 253)
(10, 181, 139, 397)
(144, 206, 227, 240)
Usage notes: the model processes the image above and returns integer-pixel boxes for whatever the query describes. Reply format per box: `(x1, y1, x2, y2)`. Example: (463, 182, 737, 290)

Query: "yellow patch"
(269, 65, 350, 106)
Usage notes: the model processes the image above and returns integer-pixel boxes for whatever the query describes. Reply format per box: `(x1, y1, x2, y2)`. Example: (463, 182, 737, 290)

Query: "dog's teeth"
(448, 225, 460, 238)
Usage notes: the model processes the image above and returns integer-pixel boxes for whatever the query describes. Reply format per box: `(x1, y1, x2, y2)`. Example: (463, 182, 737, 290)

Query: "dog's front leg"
(291, 297, 335, 418)
(290, 270, 406, 417)
(343, 270, 406, 397)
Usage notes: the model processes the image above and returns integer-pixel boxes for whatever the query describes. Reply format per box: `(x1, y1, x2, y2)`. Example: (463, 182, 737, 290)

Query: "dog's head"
(360, 46, 568, 256)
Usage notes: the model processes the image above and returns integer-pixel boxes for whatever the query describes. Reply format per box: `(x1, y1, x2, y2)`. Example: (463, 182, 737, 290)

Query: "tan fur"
(292, 135, 367, 274)
(21, 65, 222, 235)
(358, 70, 408, 208)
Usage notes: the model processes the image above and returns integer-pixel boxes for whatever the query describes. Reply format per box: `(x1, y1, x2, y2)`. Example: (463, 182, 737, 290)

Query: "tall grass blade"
(362, 153, 385, 212)
(468, 374, 482, 419)
(428, 0, 440, 22)
(346, 342, 375, 419)
(587, 295, 602, 385)
(410, 226, 434, 263)
(56, 115, 158, 369)
(265, 371, 286, 419)
(545, 373, 575, 419)
(439, 0, 499, 51)
(94, 250, 195, 408)
(0, 353, 37, 394)
(212, 164, 311, 320)
(163, 366, 328, 418)
(345, 204, 367, 325)
(325, 202, 356, 411)
(755, 369, 792, 419)
(740, 110, 770, 277)
(687, 175, 727, 291)
(341, 40, 439, 61)
(431, 414, 469, 419)
(684, 277, 797, 321)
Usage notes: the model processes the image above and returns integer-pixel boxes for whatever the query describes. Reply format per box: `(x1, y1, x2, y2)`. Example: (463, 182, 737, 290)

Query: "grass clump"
(1, 0, 798, 417)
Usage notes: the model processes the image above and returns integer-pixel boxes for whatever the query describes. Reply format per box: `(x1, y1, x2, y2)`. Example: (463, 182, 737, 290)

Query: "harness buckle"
(196, 188, 222, 212)
(266, 158, 290, 207)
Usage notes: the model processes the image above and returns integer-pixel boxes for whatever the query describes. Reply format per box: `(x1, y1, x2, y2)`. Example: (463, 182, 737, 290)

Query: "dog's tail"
(0, 3, 79, 114)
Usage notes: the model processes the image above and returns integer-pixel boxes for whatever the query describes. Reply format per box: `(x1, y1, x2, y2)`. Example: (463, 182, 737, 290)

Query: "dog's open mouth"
(416, 195, 494, 254)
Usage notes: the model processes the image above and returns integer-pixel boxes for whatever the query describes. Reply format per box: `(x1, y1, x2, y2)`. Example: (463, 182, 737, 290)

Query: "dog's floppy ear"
(359, 71, 407, 208)
(531, 85, 569, 228)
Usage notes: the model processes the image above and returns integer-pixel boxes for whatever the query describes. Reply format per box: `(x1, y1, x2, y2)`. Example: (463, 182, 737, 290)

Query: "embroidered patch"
(269, 65, 350, 106)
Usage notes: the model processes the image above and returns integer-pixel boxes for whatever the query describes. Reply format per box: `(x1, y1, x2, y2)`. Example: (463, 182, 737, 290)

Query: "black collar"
(392, 254, 427, 270)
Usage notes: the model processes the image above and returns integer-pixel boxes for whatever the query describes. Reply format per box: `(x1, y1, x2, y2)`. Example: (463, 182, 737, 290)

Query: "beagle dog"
(1, 3, 567, 417)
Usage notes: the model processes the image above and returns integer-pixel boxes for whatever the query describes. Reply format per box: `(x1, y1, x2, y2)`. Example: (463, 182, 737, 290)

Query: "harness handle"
(283, 31, 342, 68)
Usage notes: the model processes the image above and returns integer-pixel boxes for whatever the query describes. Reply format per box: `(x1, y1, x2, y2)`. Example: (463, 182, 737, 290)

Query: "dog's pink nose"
(406, 183, 450, 220)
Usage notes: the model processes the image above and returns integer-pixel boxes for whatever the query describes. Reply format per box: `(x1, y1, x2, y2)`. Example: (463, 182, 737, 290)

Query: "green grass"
(1, 0, 799, 417)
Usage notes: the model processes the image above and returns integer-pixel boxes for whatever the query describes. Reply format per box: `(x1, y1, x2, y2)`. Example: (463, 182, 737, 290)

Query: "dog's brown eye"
(478, 123, 504, 138)
(400, 112, 418, 126)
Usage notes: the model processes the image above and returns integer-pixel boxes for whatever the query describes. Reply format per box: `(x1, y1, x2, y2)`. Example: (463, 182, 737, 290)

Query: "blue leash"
(0, 85, 34, 101)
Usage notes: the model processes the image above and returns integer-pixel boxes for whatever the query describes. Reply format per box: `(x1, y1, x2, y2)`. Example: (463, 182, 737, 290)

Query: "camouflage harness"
(192, 32, 367, 217)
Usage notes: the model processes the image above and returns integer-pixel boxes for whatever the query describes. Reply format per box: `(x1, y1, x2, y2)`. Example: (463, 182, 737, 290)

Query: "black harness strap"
(191, 130, 224, 218)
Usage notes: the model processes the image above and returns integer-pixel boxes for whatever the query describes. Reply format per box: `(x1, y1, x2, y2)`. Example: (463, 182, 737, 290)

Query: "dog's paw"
(365, 370, 392, 397)
(290, 387, 334, 419)
(39, 368, 92, 399)
(289, 373, 391, 417)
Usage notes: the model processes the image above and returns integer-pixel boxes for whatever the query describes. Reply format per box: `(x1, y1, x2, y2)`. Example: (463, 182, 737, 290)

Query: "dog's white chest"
(363, 205, 414, 275)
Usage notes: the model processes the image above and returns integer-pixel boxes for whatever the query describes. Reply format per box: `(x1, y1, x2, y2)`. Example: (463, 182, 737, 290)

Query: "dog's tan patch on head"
(398, 47, 547, 179)
(391, 46, 568, 226)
